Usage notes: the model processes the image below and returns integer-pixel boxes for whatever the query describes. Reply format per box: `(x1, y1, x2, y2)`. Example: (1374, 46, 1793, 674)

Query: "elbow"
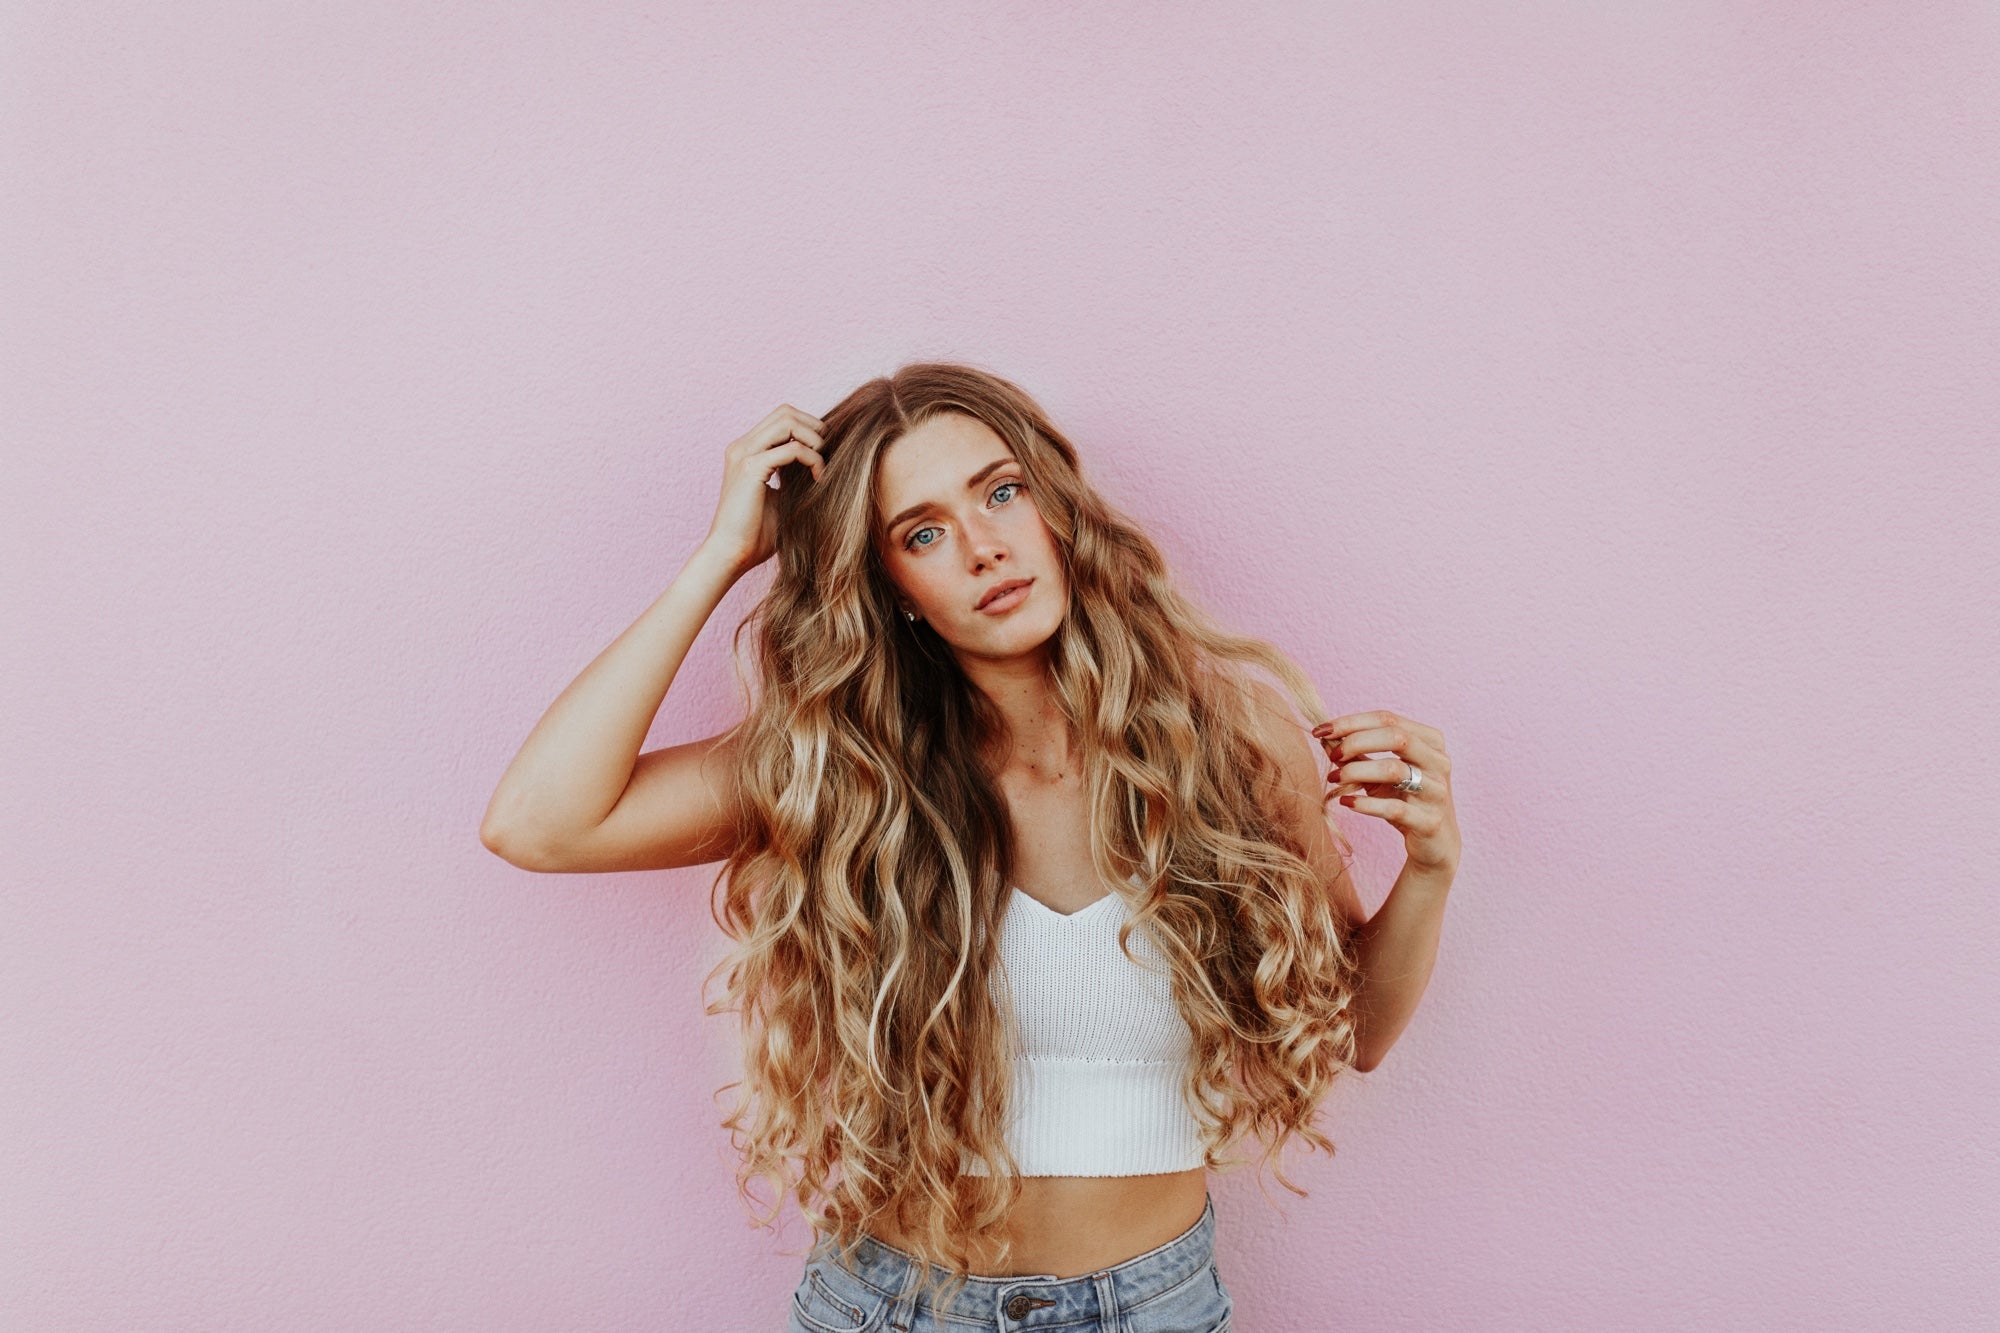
(480, 822, 543, 871)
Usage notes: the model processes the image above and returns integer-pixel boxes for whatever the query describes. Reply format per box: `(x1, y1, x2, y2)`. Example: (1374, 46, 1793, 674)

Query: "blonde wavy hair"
(700, 361, 1363, 1306)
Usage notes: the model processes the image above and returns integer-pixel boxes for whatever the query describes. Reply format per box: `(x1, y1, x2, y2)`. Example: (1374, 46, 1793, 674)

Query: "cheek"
(1016, 503, 1058, 552)
(909, 564, 961, 612)
(1029, 516, 1064, 576)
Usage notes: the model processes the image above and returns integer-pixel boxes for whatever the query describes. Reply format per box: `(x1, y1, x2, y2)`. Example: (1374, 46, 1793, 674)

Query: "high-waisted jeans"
(784, 1192, 1232, 1333)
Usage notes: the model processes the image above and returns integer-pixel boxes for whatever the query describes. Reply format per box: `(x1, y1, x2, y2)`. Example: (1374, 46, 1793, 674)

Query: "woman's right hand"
(699, 404, 827, 577)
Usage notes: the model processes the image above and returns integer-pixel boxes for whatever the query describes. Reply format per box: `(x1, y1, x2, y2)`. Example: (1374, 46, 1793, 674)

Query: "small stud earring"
(904, 610, 917, 622)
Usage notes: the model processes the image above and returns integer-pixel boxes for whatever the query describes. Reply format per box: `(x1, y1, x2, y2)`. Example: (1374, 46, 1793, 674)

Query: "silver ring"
(1395, 763, 1425, 795)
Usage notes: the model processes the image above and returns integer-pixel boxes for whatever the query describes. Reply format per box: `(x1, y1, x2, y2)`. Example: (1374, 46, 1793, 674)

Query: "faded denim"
(785, 1192, 1231, 1333)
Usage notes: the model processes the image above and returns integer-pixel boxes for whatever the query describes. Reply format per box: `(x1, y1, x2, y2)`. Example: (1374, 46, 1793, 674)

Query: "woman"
(480, 363, 1461, 1331)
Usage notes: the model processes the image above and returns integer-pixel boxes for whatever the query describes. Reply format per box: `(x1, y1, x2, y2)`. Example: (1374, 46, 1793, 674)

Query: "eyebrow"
(884, 457, 1017, 537)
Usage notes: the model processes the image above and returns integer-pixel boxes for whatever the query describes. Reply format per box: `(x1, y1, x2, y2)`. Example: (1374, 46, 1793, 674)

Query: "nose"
(965, 516, 1008, 570)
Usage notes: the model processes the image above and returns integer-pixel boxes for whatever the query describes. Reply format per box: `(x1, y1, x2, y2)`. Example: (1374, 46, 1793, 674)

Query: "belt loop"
(1092, 1268, 1121, 1333)
(886, 1253, 922, 1332)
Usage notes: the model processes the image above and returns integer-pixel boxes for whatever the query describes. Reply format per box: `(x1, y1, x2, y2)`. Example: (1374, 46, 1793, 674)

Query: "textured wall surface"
(5, 3, 1996, 1329)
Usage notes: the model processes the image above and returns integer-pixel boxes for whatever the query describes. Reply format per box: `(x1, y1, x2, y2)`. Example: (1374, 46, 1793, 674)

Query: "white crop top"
(961, 876, 1207, 1177)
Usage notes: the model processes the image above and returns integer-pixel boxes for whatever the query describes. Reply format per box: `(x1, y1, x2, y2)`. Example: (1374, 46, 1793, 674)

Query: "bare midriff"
(865, 1168, 1208, 1279)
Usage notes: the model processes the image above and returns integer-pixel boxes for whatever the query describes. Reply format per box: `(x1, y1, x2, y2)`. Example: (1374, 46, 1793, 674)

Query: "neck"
(968, 671, 1075, 783)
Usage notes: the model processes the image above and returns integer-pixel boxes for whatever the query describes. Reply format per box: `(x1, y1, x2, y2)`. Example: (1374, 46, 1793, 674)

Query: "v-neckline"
(1009, 885, 1120, 921)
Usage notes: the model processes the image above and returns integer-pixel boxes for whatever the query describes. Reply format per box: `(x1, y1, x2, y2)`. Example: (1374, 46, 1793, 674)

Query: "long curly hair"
(699, 361, 1363, 1305)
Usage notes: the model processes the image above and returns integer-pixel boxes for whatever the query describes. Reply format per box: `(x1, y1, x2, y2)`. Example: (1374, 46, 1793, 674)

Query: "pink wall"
(6, 3, 1995, 1328)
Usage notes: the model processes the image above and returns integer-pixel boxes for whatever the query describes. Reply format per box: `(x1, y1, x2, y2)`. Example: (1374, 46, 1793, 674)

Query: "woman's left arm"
(1314, 710, 1460, 1072)
(1339, 858, 1454, 1071)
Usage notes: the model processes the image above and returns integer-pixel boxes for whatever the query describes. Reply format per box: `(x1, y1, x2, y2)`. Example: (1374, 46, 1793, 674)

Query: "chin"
(1019, 604, 1064, 648)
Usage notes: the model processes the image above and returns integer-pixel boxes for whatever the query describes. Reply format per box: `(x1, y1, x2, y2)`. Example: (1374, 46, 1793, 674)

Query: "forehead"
(874, 413, 1015, 518)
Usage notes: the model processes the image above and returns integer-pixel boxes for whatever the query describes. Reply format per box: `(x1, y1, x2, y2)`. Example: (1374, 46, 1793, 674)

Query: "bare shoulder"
(1241, 679, 1368, 931)
(1241, 678, 1317, 787)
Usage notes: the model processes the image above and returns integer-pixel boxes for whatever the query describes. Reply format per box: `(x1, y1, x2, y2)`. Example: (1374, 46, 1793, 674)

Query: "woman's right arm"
(477, 405, 827, 873)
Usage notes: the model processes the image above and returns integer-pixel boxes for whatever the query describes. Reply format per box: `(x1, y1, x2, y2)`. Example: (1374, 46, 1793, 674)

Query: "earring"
(904, 610, 917, 622)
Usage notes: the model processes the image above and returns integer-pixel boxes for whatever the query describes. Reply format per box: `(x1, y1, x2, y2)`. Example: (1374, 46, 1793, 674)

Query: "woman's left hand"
(1313, 710, 1460, 877)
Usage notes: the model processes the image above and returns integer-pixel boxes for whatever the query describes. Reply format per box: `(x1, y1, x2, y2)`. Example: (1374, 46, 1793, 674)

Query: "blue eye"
(903, 480, 1024, 552)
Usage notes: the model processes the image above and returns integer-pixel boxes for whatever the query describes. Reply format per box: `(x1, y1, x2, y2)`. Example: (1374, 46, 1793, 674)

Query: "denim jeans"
(785, 1192, 1232, 1333)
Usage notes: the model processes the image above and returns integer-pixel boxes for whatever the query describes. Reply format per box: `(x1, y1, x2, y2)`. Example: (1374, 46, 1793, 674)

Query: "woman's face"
(874, 412, 1067, 659)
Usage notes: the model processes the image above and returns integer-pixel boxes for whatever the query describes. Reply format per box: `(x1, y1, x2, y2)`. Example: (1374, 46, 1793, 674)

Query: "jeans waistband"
(815, 1192, 1216, 1327)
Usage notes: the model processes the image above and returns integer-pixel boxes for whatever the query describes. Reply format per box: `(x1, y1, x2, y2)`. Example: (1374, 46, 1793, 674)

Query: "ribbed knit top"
(961, 876, 1207, 1177)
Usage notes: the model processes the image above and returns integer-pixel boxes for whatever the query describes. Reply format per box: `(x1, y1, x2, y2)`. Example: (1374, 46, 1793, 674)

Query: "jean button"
(1004, 1292, 1053, 1319)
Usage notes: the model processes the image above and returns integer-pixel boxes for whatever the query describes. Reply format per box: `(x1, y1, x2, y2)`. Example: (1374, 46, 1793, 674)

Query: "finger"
(1313, 710, 1403, 738)
(1315, 722, 1407, 758)
(1318, 725, 1445, 773)
(740, 412, 824, 460)
(1327, 757, 1439, 799)
(1327, 770, 1443, 814)
(774, 419, 825, 453)
(745, 438, 825, 484)
(769, 439, 825, 481)
(1314, 711, 1447, 750)
(1336, 790, 1420, 828)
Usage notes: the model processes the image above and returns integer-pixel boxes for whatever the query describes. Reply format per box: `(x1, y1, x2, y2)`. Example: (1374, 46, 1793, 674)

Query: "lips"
(976, 577, 1033, 611)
